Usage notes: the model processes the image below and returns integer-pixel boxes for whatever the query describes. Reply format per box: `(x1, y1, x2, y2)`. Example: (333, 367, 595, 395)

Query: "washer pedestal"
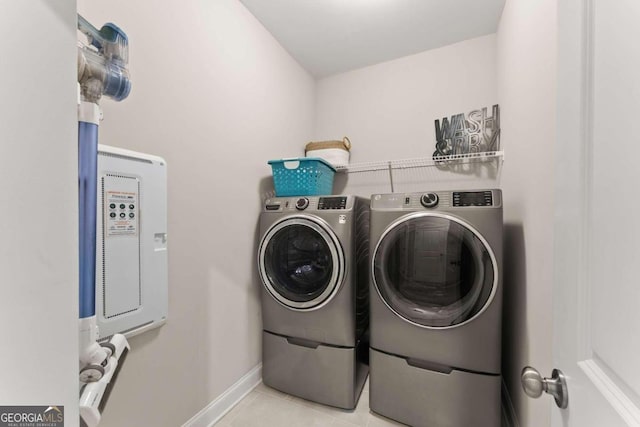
(262, 331, 368, 409)
(369, 348, 501, 427)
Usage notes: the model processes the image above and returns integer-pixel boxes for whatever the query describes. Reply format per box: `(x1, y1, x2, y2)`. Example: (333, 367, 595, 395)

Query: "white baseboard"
(502, 379, 520, 427)
(184, 364, 516, 427)
(182, 364, 262, 427)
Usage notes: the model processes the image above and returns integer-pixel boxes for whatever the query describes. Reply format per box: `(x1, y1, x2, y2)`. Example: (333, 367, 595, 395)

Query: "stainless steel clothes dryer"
(368, 190, 503, 427)
(258, 195, 370, 409)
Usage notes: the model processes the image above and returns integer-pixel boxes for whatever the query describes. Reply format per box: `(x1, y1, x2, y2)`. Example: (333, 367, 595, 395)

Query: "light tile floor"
(216, 379, 404, 427)
(216, 379, 510, 426)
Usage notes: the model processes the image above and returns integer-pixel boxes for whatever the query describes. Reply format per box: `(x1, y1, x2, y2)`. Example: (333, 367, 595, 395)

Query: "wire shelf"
(333, 151, 504, 194)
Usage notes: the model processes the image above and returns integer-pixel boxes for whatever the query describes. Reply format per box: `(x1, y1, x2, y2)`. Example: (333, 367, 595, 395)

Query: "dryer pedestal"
(262, 331, 368, 409)
(369, 349, 501, 427)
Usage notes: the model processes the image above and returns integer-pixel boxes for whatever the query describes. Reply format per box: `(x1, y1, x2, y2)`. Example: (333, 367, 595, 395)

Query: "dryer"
(258, 195, 369, 409)
(369, 190, 503, 427)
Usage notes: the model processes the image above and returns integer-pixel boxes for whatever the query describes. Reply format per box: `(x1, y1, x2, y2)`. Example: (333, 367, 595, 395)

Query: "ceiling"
(240, 0, 506, 78)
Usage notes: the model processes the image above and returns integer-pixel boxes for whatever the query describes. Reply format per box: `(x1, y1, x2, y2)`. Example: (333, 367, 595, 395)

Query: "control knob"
(295, 197, 309, 210)
(420, 193, 439, 208)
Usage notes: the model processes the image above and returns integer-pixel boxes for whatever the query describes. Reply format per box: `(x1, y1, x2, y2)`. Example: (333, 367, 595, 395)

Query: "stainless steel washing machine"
(369, 190, 503, 427)
(258, 195, 369, 409)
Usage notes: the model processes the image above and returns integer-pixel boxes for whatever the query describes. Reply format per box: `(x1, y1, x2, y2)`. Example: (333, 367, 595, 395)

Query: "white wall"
(315, 34, 497, 163)
(0, 0, 79, 423)
(315, 35, 498, 196)
(76, 1, 315, 426)
(496, 0, 557, 426)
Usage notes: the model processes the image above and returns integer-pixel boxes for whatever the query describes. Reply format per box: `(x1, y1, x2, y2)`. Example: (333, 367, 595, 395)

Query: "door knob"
(521, 366, 569, 409)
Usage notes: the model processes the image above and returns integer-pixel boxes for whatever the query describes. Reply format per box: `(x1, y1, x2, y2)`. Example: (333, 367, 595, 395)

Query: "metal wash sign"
(433, 104, 501, 157)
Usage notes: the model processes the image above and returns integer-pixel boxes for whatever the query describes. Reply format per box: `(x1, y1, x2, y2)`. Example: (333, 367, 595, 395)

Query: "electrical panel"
(96, 144, 168, 340)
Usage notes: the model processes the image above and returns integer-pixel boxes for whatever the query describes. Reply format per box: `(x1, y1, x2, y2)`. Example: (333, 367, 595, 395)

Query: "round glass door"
(373, 213, 496, 328)
(259, 217, 344, 310)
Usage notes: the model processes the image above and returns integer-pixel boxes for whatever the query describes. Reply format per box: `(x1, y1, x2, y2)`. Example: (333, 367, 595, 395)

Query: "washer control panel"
(264, 196, 354, 212)
(318, 196, 347, 210)
(295, 197, 310, 210)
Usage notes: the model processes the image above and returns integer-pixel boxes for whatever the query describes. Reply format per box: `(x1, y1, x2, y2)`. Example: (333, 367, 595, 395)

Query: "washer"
(369, 190, 503, 427)
(258, 195, 370, 409)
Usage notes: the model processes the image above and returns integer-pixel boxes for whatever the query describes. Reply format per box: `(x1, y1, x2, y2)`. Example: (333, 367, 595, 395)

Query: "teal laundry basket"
(268, 157, 336, 197)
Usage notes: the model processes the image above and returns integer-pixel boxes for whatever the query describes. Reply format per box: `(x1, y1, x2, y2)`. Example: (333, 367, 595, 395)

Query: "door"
(259, 216, 344, 310)
(550, 0, 640, 425)
(372, 213, 497, 328)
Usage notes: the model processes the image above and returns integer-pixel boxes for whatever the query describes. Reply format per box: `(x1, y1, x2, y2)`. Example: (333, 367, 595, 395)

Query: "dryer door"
(259, 216, 345, 310)
(373, 212, 497, 328)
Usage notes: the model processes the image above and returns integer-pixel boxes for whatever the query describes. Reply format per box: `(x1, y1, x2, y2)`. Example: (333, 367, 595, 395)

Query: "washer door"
(259, 216, 344, 310)
(373, 212, 497, 328)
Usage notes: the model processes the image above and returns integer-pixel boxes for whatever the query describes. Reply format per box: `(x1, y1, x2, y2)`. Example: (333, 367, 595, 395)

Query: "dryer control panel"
(452, 191, 494, 207)
(371, 189, 502, 210)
